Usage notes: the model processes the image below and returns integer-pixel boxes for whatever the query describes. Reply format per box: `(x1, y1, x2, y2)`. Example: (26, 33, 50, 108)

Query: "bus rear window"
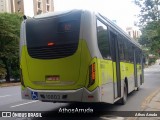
(26, 10, 81, 59)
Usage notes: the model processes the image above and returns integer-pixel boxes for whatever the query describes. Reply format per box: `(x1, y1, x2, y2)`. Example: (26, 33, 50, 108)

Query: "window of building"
(97, 19, 111, 59)
(17, 0, 21, 5)
(128, 31, 131, 36)
(46, 0, 50, 4)
(47, 5, 50, 11)
(38, 2, 41, 9)
(46, 0, 50, 12)
(37, 0, 43, 14)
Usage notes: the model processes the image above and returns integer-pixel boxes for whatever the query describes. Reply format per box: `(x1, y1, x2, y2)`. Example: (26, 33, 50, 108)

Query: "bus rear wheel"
(119, 82, 127, 105)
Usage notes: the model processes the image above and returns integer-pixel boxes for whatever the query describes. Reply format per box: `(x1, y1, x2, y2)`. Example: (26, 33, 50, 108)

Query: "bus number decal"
(45, 94, 60, 100)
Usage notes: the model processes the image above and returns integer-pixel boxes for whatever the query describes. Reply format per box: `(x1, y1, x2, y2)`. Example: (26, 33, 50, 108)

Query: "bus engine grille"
(27, 43, 78, 59)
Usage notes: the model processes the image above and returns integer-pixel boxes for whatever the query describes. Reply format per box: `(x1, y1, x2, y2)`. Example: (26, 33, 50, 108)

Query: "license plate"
(46, 75, 60, 81)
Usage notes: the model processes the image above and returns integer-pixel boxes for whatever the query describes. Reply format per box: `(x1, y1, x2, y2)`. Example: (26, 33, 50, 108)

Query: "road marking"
(11, 100, 38, 108)
(100, 117, 125, 120)
(0, 95, 12, 98)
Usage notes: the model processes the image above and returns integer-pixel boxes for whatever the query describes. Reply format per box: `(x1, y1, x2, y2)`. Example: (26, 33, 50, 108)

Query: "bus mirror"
(23, 15, 27, 20)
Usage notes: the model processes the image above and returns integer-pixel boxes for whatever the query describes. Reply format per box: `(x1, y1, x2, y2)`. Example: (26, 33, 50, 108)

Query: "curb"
(127, 88, 160, 120)
(0, 82, 21, 88)
(141, 88, 160, 110)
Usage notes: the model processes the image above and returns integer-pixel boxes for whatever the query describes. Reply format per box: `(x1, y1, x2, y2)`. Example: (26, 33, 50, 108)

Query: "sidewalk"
(136, 88, 160, 120)
(0, 82, 20, 87)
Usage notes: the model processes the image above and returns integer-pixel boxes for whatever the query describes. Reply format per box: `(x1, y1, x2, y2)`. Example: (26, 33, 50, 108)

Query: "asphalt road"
(0, 64, 160, 120)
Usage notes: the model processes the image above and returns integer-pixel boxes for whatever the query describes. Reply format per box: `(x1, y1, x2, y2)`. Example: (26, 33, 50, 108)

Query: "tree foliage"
(134, 0, 160, 57)
(139, 21, 160, 55)
(135, 0, 160, 25)
(0, 13, 22, 81)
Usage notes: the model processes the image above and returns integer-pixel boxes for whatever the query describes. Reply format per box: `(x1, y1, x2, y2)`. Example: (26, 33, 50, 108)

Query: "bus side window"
(135, 49, 140, 64)
(97, 19, 111, 60)
(118, 36, 125, 61)
(132, 46, 135, 63)
(138, 50, 141, 64)
(131, 45, 134, 63)
(140, 51, 143, 64)
(124, 41, 129, 62)
(135, 49, 138, 63)
(127, 42, 134, 63)
(109, 32, 116, 61)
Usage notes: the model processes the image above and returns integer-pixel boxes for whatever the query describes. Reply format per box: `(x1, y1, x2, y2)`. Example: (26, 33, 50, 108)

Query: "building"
(33, 0, 54, 15)
(10, 0, 24, 14)
(0, 0, 11, 13)
(0, 0, 54, 16)
(0, 0, 24, 13)
(126, 26, 141, 40)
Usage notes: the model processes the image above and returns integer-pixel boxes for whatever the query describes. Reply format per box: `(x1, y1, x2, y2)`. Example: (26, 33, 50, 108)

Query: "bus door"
(134, 49, 138, 88)
(110, 31, 121, 99)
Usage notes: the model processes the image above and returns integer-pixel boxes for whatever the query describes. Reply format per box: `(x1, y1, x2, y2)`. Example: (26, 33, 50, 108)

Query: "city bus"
(20, 9, 144, 104)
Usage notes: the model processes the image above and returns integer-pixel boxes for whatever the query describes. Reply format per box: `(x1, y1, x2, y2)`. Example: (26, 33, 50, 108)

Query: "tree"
(0, 60, 6, 79)
(139, 21, 160, 55)
(134, 0, 160, 57)
(134, 0, 160, 25)
(0, 13, 22, 82)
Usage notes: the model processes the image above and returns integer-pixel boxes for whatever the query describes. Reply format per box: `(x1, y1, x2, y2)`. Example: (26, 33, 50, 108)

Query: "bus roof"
(33, 9, 80, 19)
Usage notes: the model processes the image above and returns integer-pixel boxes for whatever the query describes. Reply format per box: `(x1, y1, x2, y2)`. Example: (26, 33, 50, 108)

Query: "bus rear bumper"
(21, 87, 100, 102)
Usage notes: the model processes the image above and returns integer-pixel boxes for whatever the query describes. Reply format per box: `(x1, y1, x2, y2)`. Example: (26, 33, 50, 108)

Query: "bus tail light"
(88, 63, 95, 87)
(48, 42, 55, 46)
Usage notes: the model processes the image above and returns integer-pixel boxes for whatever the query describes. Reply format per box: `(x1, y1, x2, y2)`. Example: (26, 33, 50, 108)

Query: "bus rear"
(20, 10, 100, 102)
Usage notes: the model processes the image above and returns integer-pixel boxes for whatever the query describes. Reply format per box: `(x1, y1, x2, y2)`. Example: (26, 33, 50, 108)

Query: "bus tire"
(136, 87, 139, 91)
(120, 82, 127, 105)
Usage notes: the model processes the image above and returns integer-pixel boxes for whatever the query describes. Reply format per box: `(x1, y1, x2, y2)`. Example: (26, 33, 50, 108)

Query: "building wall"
(126, 27, 141, 40)
(0, 0, 54, 16)
(10, 0, 24, 14)
(33, 0, 54, 16)
(0, 0, 24, 13)
(6, 0, 11, 12)
(0, 0, 5, 12)
(10, 0, 14, 12)
(15, 0, 24, 14)
(0, 0, 11, 13)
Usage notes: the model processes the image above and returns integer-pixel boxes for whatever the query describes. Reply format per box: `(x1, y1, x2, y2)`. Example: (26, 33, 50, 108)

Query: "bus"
(20, 9, 144, 104)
